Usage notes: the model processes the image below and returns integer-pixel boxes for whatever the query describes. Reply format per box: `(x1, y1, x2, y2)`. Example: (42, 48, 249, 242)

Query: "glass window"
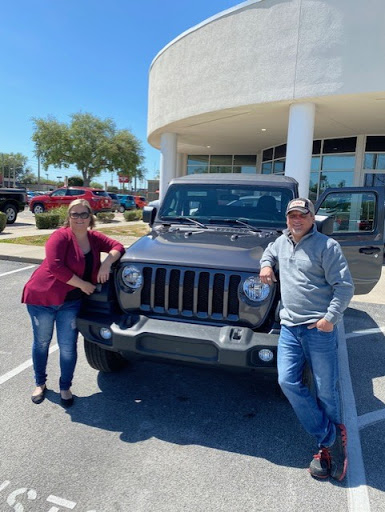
(364, 153, 385, 170)
(209, 166, 232, 173)
(273, 160, 285, 173)
(261, 162, 272, 174)
(311, 156, 321, 171)
(319, 171, 354, 192)
(365, 136, 385, 152)
(210, 155, 232, 165)
(364, 173, 385, 186)
(364, 153, 376, 170)
(309, 173, 319, 202)
(322, 155, 355, 170)
(233, 155, 256, 166)
(233, 166, 256, 174)
(187, 156, 209, 166)
(262, 148, 273, 161)
(51, 189, 66, 197)
(187, 166, 208, 175)
(317, 191, 376, 234)
(323, 137, 357, 153)
(312, 140, 322, 154)
(274, 144, 286, 159)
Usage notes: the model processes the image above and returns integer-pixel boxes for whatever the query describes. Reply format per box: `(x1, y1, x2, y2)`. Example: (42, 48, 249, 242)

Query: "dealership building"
(147, 0, 385, 200)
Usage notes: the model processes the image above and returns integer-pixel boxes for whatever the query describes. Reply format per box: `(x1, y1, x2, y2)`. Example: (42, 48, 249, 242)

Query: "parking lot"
(0, 213, 385, 511)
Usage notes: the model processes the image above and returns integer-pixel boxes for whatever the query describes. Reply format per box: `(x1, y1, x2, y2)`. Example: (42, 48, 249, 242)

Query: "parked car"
(0, 187, 27, 224)
(29, 187, 112, 214)
(134, 195, 147, 209)
(117, 194, 136, 213)
(77, 174, 384, 380)
(107, 192, 120, 212)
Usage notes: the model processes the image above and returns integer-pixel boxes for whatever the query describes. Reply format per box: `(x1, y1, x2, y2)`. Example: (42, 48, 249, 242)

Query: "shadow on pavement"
(62, 358, 346, 484)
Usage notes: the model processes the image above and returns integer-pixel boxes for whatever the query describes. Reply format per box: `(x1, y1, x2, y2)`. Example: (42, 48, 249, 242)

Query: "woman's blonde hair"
(63, 199, 95, 229)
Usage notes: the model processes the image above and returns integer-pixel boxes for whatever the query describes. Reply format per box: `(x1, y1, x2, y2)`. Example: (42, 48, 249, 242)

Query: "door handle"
(359, 247, 382, 254)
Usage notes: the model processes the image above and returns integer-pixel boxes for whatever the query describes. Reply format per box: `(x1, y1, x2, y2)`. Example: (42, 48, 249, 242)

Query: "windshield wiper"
(164, 216, 208, 229)
(208, 218, 261, 233)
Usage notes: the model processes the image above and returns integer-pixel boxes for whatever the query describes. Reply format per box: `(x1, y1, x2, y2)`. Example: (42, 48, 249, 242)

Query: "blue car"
(117, 194, 136, 212)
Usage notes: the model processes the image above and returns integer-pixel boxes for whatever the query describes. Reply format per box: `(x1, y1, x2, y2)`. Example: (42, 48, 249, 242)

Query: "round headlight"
(258, 349, 274, 362)
(100, 327, 112, 340)
(121, 265, 143, 290)
(242, 275, 270, 302)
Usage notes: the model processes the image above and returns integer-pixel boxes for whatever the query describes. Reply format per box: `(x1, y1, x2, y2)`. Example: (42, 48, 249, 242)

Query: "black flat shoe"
(31, 386, 47, 404)
(60, 392, 74, 407)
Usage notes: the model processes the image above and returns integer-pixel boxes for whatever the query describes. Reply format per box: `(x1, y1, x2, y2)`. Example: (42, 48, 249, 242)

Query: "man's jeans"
(278, 324, 341, 448)
(27, 300, 82, 391)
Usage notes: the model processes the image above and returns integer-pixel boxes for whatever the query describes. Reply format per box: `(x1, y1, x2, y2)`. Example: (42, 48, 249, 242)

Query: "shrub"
(51, 205, 70, 226)
(35, 212, 61, 229)
(124, 209, 142, 221)
(96, 212, 115, 223)
(0, 212, 6, 233)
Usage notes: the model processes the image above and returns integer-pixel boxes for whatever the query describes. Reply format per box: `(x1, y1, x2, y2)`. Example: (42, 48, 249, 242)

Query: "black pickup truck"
(77, 174, 384, 377)
(0, 187, 27, 224)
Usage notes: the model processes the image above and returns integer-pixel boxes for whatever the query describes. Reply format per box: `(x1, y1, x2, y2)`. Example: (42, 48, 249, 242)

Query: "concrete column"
(176, 153, 186, 177)
(160, 132, 177, 201)
(285, 103, 315, 198)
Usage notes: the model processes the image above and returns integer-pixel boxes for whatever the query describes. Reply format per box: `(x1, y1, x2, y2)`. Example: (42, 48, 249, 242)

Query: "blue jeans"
(27, 300, 82, 391)
(278, 324, 341, 448)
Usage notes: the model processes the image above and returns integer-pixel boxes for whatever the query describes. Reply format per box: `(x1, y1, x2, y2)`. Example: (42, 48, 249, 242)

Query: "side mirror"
(314, 215, 334, 236)
(142, 206, 157, 226)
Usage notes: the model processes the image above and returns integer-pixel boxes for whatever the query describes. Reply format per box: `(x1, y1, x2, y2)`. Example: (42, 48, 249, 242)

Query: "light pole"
(57, 176, 62, 186)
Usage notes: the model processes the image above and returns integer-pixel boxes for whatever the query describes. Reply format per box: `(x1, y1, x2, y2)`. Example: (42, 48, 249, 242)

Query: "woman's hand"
(80, 281, 96, 295)
(97, 261, 112, 284)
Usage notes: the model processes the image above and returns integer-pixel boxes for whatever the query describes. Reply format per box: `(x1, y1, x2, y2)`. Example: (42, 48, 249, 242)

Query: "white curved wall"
(148, 0, 385, 138)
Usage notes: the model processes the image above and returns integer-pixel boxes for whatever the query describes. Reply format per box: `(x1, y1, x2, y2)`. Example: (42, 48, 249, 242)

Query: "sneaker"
(309, 447, 331, 479)
(328, 423, 348, 481)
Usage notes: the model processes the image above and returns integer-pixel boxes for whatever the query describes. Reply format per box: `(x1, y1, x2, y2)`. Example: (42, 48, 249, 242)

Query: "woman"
(22, 199, 125, 407)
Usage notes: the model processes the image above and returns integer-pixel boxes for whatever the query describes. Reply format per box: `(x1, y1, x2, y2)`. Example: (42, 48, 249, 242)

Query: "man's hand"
(259, 266, 277, 285)
(307, 318, 334, 332)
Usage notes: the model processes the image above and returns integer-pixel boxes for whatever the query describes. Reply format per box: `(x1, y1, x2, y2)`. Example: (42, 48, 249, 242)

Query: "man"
(260, 197, 354, 481)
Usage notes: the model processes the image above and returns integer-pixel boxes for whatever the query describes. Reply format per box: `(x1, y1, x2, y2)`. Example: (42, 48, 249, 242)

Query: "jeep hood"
(121, 228, 280, 271)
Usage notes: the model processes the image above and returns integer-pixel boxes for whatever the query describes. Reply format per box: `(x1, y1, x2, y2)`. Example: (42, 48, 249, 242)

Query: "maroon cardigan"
(22, 227, 125, 306)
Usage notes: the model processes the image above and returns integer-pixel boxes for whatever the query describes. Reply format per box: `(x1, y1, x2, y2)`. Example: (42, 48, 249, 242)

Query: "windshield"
(158, 183, 294, 229)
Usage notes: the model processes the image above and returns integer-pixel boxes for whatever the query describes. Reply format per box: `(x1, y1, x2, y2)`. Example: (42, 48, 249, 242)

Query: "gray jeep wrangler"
(77, 174, 384, 375)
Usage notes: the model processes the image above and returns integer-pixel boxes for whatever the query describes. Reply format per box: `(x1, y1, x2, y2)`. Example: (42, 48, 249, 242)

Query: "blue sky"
(0, 0, 239, 188)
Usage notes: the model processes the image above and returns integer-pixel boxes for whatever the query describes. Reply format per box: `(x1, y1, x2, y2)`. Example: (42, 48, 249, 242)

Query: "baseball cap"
(286, 198, 315, 216)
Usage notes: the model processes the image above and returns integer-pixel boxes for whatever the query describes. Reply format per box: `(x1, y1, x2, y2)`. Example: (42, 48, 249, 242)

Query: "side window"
(317, 191, 376, 233)
(68, 189, 85, 196)
(51, 189, 66, 197)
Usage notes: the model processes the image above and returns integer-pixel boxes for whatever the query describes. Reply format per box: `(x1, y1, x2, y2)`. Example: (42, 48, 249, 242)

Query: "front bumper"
(77, 312, 279, 372)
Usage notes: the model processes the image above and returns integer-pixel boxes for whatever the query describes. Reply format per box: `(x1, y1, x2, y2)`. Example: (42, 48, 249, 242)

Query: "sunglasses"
(70, 212, 90, 219)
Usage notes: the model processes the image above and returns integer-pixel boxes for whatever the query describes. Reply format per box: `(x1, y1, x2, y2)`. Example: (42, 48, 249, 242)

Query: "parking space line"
(0, 344, 58, 385)
(338, 322, 371, 512)
(346, 327, 385, 339)
(0, 265, 36, 278)
(358, 409, 385, 429)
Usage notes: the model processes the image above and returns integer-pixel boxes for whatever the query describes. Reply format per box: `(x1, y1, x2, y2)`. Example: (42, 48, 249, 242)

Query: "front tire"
(32, 203, 45, 214)
(4, 203, 17, 224)
(84, 339, 128, 372)
(118, 205, 125, 213)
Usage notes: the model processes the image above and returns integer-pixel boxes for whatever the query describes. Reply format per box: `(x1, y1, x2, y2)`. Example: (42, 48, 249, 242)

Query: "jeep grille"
(140, 266, 241, 321)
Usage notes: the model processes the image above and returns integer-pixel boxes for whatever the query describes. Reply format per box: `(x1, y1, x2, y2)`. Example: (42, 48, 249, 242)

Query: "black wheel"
(84, 339, 128, 372)
(118, 205, 125, 213)
(4, 203, 17, 224)
(32, 203, 45, 214)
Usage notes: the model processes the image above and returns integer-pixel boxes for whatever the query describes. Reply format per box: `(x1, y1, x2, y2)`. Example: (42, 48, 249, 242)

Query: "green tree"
(68, 176, 84, 186)
(0, 152, 30, 184)
(32, 112, 144, 186)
